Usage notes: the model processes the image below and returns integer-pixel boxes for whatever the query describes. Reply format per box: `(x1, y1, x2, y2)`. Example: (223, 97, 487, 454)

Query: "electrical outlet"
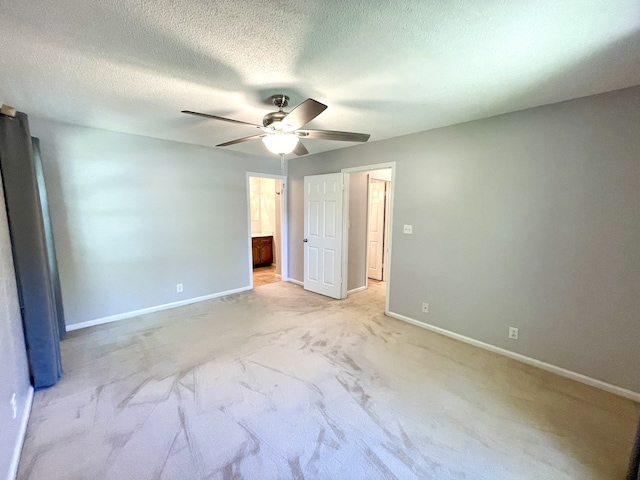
(11, 393, 17, 419)
(422, 302, 429, 313)
(509, 327, 519, 340)
(403, 225, 413, 234)
(176, 283, 183, 293)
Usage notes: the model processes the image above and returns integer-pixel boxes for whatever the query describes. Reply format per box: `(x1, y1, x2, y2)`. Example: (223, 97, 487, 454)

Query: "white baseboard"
(387, 311, 640, 403)
(66, 286, 252, 332)
(287, 278, 304, 287)
(347, 286, 367, 295)
(8, 386, 33, 480)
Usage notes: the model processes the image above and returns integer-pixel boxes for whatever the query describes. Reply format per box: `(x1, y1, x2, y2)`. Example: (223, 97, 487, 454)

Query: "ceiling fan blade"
(217, 134, 266, 147)
(297, 129, 370, 142)
(282, 99, 327, 129)
(182, 110, 263, 128)
(293, 141, 309, 156)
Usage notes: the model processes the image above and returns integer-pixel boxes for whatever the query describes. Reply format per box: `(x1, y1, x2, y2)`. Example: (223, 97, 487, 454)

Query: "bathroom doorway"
(247, 174, 286, 288)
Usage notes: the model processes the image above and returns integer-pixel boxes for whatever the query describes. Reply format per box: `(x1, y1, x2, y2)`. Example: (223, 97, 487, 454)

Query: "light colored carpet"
(18, 281, 639, 479)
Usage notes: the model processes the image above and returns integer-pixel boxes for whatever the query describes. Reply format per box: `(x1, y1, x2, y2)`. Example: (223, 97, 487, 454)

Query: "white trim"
(341, 162, 396, 313)
(386, 311, 640, 402)
(369, 173, 392, 182)
(287, 278, 304, 287)
(66, 286, 252, 331)
(364, 176, 371, 290)
(341, 163, 397, 174)
(246, 172, 254, 290)
(347, 286, 367, 295)
(8, 386, 33, 480)
(382, 179, 391, 282)
(340, 172, 350, 299)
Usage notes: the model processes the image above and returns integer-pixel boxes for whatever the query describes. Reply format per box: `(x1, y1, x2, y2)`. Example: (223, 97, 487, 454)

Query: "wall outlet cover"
(403, 225, 413, 234)
(176, 284, 183, 293)
(422, 302, 429, 313)
(509, 327, 519, 340)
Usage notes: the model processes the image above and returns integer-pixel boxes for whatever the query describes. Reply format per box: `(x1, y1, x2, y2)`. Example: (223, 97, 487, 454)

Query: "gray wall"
(29, 118, 280, 327)
(0, 174, 31, 477)
(347, 171, 368, 291)
(287, 86, 640, 393)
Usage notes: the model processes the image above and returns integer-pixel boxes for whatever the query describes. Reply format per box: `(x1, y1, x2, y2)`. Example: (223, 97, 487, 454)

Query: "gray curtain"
(0, 111, 64, 389)
(32, 138, 66, 338)
(630, 419, 640, 480)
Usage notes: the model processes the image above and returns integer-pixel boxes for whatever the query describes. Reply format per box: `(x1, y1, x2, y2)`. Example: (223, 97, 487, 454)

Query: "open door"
(303, 173, 344, 299)
(367, 178, 387, 281)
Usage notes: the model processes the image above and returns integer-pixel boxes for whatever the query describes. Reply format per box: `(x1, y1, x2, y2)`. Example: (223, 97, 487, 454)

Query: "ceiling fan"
(181, 95, 370, 156)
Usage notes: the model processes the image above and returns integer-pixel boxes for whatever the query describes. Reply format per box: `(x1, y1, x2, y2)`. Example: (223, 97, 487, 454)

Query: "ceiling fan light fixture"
(262, 133, 299, 155)
(182, 96, 369, 157)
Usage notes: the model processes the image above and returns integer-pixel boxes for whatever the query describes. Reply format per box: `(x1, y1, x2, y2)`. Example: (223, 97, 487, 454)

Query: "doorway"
(301, 162, 395, 311)
(344, 166, 392, 298)
(247, 173, 287, 288)
(342, 163, 394, 312)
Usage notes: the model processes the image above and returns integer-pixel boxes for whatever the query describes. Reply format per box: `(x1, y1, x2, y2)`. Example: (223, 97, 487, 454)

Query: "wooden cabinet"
(252, 236, 273, 267)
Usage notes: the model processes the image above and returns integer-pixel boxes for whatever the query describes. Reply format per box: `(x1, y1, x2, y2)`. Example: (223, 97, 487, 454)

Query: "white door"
(367, 179, 387, 280)
(304, 173, 344, 299)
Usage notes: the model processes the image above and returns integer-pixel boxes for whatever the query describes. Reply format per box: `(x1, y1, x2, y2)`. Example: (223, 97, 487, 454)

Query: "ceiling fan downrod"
(271, 94, 289, 110)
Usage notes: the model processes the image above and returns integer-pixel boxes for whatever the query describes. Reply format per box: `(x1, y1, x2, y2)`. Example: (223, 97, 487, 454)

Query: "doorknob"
(303, 238, 308, 242)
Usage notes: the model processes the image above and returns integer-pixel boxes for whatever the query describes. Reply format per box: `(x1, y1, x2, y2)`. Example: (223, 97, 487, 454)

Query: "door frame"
(341, 162, 396, 314)
(246, 172, 288, 289)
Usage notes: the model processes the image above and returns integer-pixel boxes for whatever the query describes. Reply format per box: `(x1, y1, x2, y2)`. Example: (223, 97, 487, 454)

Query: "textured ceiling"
(1, 0, 639, 157)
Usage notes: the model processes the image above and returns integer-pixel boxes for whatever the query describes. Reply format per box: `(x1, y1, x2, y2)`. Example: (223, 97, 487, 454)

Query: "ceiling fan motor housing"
(263, 94, 291, 127)
(263, 110, 288, 127)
